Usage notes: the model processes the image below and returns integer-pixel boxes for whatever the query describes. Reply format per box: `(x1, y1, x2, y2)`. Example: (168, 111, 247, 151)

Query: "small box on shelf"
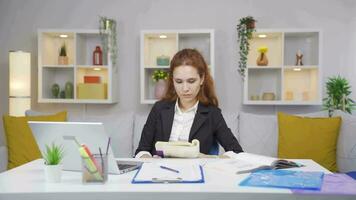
(77, 83, 107, 99)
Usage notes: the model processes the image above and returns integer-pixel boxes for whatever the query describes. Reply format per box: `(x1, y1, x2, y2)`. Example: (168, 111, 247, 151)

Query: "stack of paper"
(132, 162, 204, 183)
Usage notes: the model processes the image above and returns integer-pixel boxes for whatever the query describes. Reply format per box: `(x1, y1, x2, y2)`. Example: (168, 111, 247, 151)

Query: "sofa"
(1, 110, 355, 173)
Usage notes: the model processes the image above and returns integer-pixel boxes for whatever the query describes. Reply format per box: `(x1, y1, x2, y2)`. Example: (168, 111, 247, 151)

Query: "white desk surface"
(0, 158, 354, 200)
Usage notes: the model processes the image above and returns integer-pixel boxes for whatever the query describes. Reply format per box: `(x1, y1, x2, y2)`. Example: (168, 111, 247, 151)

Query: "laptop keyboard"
(118, 163, 136, 170)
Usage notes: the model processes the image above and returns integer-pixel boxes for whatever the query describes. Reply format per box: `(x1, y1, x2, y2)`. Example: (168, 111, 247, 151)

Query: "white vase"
(44, 164, 62, 183)
(154, 79, 167, 99)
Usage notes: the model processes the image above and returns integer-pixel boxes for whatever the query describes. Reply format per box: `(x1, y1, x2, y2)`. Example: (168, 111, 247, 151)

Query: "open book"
(206, 152, 304, 174)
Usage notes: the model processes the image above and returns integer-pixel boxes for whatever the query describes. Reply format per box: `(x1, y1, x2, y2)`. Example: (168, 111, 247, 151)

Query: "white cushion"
(332, 111, 356, 172)
(0, 146, 7, 172)
(85, 112, 134, 158)
(133, 114, 149, 155)
(238, 112, 278, 157)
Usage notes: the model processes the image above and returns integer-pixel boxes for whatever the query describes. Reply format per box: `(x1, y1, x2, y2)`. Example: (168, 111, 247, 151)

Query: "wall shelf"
(38, 29, 118, 104)
(140, 29, 214, 104)
(243, 29, 322, 105)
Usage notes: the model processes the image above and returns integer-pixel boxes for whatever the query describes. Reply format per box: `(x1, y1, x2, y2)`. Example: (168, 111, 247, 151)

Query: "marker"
(160, 165, 180, 173)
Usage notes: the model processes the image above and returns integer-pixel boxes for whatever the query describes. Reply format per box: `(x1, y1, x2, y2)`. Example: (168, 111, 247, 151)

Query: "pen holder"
(82, 153, 108, 184)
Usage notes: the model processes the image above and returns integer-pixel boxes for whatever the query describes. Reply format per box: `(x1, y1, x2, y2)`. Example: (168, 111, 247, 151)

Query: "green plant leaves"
(43, 143, 64, 165)
(237, 16, 256, 78)
(323, 75, 356, 116)
(152, 70, 169, 82)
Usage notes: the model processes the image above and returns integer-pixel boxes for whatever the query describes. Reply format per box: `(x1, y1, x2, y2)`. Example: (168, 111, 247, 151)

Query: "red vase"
(93, 46, 103, 65)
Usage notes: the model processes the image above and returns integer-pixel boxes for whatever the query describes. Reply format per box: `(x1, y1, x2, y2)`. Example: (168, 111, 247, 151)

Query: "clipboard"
(131, 163, 205, 184)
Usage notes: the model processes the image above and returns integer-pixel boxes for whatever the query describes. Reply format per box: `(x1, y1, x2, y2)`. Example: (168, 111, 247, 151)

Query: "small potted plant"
(237, 16, 257, 78)
(43, 143, 64, 182)
(152, 69, 169, 99)
(323, 75, 356, 117)
(58, 43, 68, 65)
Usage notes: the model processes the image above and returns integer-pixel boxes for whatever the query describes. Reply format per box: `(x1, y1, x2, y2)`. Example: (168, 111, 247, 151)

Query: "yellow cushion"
(277, 112, 341, 172)
(3, 111, 67, 169)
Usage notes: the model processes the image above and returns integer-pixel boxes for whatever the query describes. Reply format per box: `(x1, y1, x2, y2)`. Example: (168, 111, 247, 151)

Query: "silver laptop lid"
(28, 121, 120, 174)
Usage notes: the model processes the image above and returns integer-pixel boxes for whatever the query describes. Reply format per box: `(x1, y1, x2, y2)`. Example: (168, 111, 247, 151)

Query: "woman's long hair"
(162, 49, 219, 107)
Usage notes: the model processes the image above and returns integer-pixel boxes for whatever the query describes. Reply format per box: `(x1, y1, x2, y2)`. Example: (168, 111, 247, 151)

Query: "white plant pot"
(44, 164, 62, 183)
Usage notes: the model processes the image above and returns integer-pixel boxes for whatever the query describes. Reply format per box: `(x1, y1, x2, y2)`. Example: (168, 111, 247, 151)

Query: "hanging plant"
(323, 75, 356, 117)
(236, 16, 256, 79)
(99, 16, 118, 71)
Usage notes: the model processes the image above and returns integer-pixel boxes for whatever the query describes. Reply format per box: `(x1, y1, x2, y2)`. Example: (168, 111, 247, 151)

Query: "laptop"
(28, 121, 142, 174)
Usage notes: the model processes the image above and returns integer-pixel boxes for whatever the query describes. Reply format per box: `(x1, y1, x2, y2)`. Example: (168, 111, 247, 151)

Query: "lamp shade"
(9, 51, 31, 116)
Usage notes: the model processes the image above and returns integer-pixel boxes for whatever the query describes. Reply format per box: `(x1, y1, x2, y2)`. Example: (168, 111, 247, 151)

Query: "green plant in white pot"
(43, 143, 64, 182)
(323, 75, 356, 117)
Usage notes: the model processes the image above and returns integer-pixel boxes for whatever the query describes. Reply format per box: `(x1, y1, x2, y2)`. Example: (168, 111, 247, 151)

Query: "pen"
(160, 165, 180, 173)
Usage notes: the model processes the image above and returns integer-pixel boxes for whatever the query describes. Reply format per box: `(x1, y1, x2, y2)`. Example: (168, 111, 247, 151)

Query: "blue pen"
(160, 165, 180, 173)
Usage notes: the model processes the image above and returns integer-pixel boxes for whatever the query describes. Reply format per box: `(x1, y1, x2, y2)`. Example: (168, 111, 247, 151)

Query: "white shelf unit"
(38, 29, 118, 104)
(243, 29, 322, 105)
(140, 30, 214, 104)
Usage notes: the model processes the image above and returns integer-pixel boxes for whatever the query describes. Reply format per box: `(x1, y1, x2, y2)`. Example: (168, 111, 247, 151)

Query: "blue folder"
(131, 165, 205, 184)
(239, 170, 324, 190)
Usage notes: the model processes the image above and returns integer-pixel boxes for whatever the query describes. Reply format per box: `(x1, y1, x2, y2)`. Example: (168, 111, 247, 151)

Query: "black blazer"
(135, 100, 243, 156)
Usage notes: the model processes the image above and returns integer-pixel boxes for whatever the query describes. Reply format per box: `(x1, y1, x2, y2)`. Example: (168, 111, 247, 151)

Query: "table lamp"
(9, 51, 31, 116)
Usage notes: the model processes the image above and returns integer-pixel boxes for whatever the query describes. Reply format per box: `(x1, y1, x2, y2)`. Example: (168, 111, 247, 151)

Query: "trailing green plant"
(237, 16, 256, 78)
(59, 43, 67, 57)
(99, 16, 118, 70)
(152, 70, 169, 82)
(323, 75, 356, 117)
(43, 143, 64, 165)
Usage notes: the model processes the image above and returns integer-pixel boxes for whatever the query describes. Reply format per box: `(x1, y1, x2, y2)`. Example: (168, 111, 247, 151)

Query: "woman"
(135, 49, 243, 158)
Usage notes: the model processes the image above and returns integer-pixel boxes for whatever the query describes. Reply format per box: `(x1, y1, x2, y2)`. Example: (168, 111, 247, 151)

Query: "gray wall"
(1, 0, 356, 146)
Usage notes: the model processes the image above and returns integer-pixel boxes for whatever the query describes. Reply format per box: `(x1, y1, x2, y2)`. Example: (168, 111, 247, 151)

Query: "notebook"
(292, 173, 356, 195)
(239, 170, 324, 190)
(132, 162, 204, 184)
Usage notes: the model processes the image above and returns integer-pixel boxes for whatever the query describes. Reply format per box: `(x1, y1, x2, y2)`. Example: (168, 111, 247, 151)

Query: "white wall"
(0, 0, 355, 146)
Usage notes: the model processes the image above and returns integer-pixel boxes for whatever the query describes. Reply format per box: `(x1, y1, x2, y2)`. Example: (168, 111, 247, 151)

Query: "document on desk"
(132, 162, 204, 184)
(205, 153, 303, 174)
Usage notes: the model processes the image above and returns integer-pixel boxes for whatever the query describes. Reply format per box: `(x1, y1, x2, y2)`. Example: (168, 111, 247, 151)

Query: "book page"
(134, 162, 202, 182)
(205, 153, 278, 174)
(229, 152, 277, 166)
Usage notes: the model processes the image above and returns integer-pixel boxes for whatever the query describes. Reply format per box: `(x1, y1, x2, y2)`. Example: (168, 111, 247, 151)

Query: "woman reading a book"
(135, 49, 243, 158)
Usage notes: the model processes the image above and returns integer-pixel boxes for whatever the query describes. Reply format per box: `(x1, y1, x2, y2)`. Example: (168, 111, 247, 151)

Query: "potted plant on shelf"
(323, 75, 356, 117)
(99, 16, 118, 71)
(58, 43, 68, 65)
(43, 143, 64, 182)
(236, 16, 256, 78)
(152, 69, 169, 99)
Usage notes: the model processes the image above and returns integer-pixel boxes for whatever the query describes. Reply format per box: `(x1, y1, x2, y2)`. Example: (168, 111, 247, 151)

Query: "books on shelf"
(205, 152, 304, 174)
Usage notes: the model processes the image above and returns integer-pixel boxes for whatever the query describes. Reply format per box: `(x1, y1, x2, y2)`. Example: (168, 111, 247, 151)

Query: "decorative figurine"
(296, 49, 303, 66)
